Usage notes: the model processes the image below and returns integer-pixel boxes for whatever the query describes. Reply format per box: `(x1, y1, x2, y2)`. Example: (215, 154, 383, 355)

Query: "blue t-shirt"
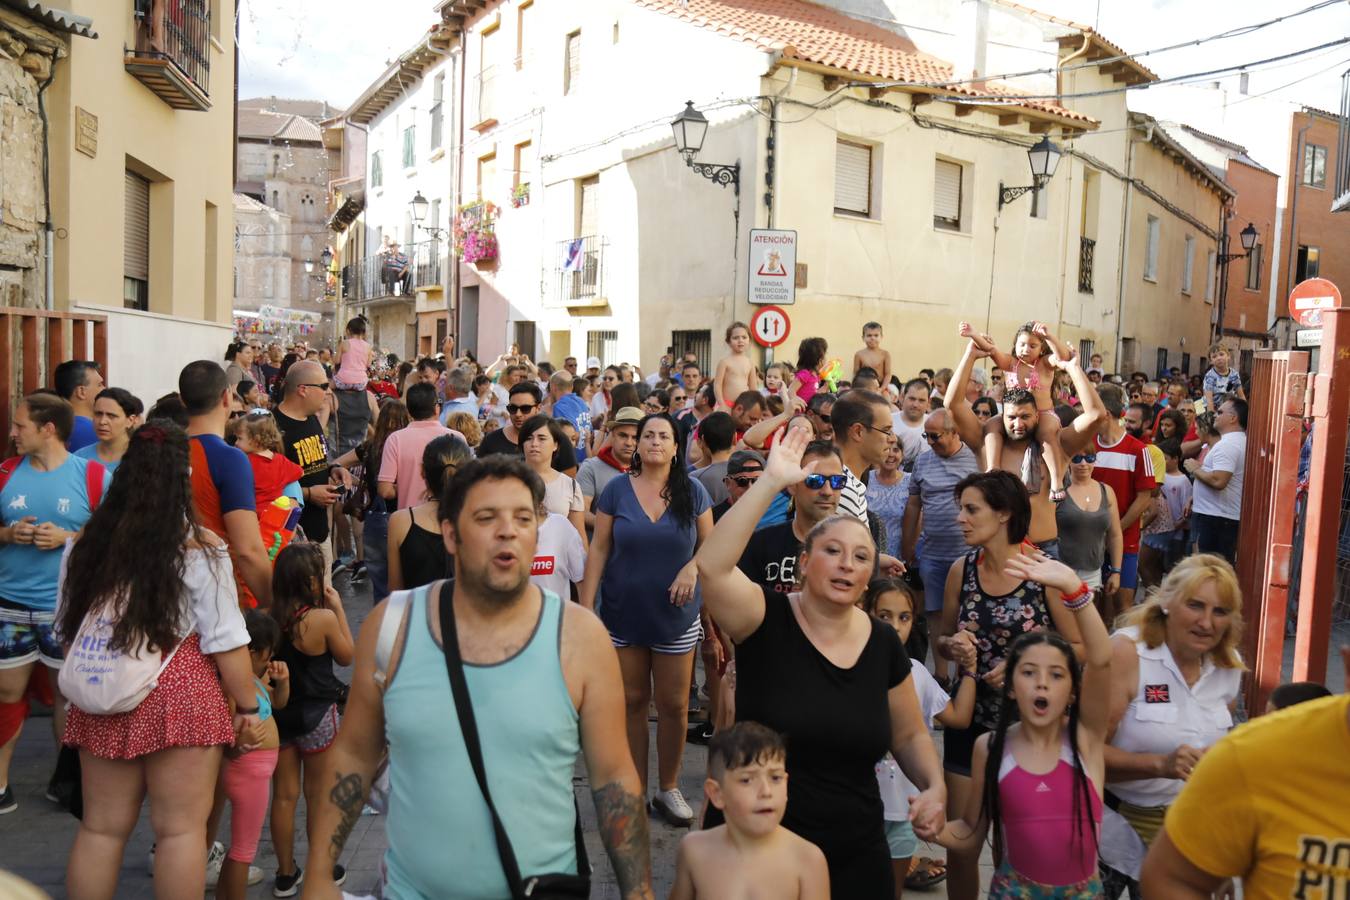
(74, 444, 121, 475)
(66, 415, 96, 452)
(0, 454, 110, 609)
(552, 394, 593, 462)
(1203, 367, 1242, 403)
(909, 445, 980, 562)
(596, 475, 710, 645)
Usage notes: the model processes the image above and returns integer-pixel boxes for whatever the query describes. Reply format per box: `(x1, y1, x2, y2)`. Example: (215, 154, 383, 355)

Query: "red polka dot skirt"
(63, 633, 235, 760)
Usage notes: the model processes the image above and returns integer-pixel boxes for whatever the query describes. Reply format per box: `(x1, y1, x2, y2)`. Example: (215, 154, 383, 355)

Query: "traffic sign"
(1288, 278, 1342, 327)
(748, 229, 797, 305)
(1297, 328, 1323, 348)
(751, 305, 791, 348)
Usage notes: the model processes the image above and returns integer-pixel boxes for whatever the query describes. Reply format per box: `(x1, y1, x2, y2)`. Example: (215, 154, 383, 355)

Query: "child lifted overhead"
(670, 721, 829, 900)
(853, 321, 892, 388)
(961, 320, 1074, 502)
(713, 321, 760, 408)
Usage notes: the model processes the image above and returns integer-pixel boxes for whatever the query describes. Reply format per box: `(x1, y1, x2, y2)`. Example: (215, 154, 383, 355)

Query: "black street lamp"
(670, 101, 739, 193)
(409, 190, 447, 240)
(1217, 222, 1259, 263)
(998, 135, 1063, 209)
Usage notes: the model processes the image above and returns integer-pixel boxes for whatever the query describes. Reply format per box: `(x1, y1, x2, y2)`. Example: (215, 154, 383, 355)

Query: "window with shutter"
(1205, 250, 1217, 302)
(1144, 215, 1160, 281)
(834, 140, 872, 216)
(564, 31, 580, 95)
(124, 171, 150, 311)
(934, 159, 963, 230)
(1182, 235, 1195, 294)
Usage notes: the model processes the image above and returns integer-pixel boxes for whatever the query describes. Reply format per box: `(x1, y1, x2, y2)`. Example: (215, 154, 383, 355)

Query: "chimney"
(953, 0, 989, 83)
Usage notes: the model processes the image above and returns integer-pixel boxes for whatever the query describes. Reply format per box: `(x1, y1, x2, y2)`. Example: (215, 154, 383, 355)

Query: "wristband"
(235, 705, 259, 715)
(1062, 581, 1093, 610)
(958, 670, 976, 681)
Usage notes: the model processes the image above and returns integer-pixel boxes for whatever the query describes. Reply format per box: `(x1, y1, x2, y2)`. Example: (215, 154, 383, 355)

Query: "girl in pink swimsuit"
(961, 321, 1075, 502)
(936, 550, 1113, 899)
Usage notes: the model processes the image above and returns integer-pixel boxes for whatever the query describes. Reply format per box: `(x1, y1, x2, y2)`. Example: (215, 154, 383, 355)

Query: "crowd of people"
(0, 314, 1344, 900)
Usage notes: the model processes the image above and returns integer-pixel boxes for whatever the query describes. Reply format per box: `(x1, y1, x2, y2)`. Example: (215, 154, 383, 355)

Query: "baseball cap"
(609, 406, 643, 427)
(726, 449, 766, 477)
(586, 356, 602, 370)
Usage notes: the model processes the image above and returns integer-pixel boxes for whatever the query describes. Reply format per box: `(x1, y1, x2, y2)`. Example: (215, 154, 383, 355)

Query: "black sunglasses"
(301, 382, 330, 391)
(923, 431, 947, 442)
(1071, 453, 1097, 464)
(506, 403, 537, 415)
(803, 473, 848, 490)
(728, 474, 760, 488)
(815, 413, 832, 423)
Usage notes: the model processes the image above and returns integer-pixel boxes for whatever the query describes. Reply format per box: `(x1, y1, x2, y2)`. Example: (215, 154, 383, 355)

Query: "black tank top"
(273, 605, 344, 739)
(399, 509, 452, 589)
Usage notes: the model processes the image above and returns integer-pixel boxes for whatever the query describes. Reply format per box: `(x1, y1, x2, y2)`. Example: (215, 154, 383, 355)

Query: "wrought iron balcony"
(1078, 236, 1096, 294)
(340, 242, 443, 304)
(126, 0, 211, 110)
(555, 235, 606, 307)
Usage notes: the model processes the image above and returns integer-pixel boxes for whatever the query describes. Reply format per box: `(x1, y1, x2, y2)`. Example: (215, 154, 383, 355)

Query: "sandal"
(904, 857, 948, 890)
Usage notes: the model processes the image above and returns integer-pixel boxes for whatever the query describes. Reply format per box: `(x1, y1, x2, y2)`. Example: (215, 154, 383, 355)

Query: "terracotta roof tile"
(634, 0, 1097, 125)
(236, 108, 324, 143)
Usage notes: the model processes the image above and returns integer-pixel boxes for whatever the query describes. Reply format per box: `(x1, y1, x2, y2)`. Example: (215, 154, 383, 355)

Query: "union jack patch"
(1144, 684, 1171, 704)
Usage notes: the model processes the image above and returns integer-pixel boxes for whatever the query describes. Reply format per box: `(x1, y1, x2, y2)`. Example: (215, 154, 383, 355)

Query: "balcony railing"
(341, 242, 443, 304)
(1078, 236, 1096, 294)
(126, 0, 211, 110)
(555, 235, 605, 307)
(473, 65, 498, 126)
(1334, 67, 1350, 213)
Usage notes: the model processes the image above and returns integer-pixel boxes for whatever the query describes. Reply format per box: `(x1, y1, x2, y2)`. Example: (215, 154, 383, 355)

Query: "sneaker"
(651, 788, 694, 827)
(330, 558, 349, 576)
(0, 785, 16, 815)
(349, 561, 368, 583)
(206, 843, 262, 889)
(686, 721, 715, 745)
(333, 864, 347, 886)
(273, 866, 304, 898)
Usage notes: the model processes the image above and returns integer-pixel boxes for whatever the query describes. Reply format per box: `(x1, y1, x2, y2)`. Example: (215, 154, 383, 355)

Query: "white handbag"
(59, 605, 189, 715)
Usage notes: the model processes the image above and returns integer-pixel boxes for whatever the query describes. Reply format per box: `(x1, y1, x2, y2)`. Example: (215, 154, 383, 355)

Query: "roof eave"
(344, 26, 457, 125)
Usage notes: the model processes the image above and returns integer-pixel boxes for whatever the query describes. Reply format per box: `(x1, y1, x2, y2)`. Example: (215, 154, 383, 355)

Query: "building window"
(833, 140, 872, 217)
(430, 74, 444, 149)
(402, 125, 416, 169)
(1245, 243, 1262, 291)
(124, 170, 150, 311)
(477, 152, 497, 201)
(513, 140, 531, 193)
(1296, 244, 1320, 282)
(516, 0, 532, 68)
(371, 150, 383, 188)
(1144, 215, 1160, 282)
(1181, 352, 1192, 374)
(672, 330, 712, 374)
(1205, 250, 1217, 302)
(586, 330, 617, 366)
(1156, 347, 1169, 376)
(563, 30, 581, 95)
(934, 159, 964, 231)
(1181, 234, 1195, 294)
(429, 198, 441, 234)
(1302, 144, 1327, 187)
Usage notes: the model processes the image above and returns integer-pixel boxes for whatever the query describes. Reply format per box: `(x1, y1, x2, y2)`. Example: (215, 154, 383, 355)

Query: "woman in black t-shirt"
(696, 424, 946, 899)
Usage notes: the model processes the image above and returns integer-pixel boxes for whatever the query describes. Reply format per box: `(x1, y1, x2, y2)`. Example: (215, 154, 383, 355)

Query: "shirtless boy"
(714, 322, 760, 408)
(853, 322, 892, 388)
(670, 722, 828, 900)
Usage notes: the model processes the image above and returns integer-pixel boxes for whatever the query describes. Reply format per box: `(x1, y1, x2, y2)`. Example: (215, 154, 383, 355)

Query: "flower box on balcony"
(453, 200, 500, 265)
(511, 183, 530, 208)
(464, 232, 498, 266)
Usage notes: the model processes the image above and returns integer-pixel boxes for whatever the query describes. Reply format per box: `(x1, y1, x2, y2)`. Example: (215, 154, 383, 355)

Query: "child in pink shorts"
(219, 610, 289, 900)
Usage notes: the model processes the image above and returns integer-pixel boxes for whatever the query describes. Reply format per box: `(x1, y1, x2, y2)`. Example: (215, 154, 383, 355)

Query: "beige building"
(35, 0, 238, 402)
(235, 97, 340, 340)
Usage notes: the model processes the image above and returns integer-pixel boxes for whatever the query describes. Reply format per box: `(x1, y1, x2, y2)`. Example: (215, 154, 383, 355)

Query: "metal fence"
(555, 235, 604, 305)
(131, 0, 211, 95)
(341, 242, 443, 303)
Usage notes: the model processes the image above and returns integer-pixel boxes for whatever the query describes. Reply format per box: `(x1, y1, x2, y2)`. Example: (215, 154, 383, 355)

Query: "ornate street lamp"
(998, 135, 1063, 209)
(1218, 222, 1259, 263)
(409, 190, 447, 240)
(670, 101, 739, 193)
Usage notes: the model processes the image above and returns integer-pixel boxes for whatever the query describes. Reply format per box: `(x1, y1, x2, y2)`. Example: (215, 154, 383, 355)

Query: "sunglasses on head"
(803, 473, 848, 490)
(1072, 453, 1097, 464)
(506, 403, 536, 415)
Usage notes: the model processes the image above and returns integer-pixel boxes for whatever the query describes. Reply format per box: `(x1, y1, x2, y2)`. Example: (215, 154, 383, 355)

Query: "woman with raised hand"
(694, 425, 946, 899)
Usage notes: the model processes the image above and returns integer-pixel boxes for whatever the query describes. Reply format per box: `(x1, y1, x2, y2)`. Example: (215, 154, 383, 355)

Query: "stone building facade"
(232, 192, 292, 315)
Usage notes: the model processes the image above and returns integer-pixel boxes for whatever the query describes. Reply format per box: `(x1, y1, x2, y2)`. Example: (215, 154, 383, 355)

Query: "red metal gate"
(0, 307, 109, 443)
(1234, 351, 1309, 712)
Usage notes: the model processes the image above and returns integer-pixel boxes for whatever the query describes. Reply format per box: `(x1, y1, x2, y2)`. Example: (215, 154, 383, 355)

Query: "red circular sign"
(1288, 277, 1342, 327)
(751, 305, 791, 348)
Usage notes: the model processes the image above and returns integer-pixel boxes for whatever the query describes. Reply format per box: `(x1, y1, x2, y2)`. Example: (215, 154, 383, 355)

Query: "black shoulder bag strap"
(436, 579, 590, 899)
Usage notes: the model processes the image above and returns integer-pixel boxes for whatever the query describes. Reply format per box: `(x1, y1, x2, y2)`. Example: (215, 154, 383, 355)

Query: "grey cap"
(726, 449, 766, 477)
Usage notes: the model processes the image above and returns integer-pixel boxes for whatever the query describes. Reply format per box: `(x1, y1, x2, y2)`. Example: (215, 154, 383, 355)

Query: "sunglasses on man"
(803, 473, 848, 490)
(923, 431, 946, 442)
(506, 403, 536, 415)
(727, 474, 761, 488)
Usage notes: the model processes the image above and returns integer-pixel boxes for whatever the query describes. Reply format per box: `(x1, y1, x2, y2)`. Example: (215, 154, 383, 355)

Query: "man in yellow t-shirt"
(1143, 648, 1350, 899)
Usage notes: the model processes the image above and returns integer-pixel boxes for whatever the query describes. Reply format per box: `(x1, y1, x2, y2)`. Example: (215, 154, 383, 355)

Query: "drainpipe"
(38, 48, 60, 310)
(1057, 33, 1092, 98)
(764, 59, 794, 229)
(1113, 121, 1138, 371)
(451, 36, 466, 352)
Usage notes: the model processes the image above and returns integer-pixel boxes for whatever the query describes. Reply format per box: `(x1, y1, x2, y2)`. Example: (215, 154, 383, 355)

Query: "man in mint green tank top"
(302, 456, 655, 899)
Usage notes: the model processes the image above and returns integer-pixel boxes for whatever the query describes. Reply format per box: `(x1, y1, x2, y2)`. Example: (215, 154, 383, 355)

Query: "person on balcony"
(381, 240, 412, 297)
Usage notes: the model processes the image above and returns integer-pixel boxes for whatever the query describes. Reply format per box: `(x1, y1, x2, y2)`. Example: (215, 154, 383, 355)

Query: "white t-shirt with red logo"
(531, 512, 587, 601)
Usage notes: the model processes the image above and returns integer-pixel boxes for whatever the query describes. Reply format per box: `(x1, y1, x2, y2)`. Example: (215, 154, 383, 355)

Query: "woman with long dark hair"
(936, 470, 1085, 900)
(59, 422, 259, 899)
(578, 412, 713, 826)
(518, 415, 586, 546)
(334, 400, 410, 599)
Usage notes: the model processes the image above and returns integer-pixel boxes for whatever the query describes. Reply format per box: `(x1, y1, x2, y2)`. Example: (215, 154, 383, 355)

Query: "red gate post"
(1235, 351, 1309, 712)
(1294, 305, 1350, 683)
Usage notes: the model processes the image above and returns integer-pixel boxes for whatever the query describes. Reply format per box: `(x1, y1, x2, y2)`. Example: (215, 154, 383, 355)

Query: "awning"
(0, 0, 97, 38)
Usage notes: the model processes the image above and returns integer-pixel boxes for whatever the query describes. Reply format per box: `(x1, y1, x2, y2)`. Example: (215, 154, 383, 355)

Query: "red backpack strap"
(84, 460, 106, 511)
(0, 456, 22, 496)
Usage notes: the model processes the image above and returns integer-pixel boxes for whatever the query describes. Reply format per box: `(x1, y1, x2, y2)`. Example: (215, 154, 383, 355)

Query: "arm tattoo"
(592, 780, 653, 899)
(328, 771, 365, 862)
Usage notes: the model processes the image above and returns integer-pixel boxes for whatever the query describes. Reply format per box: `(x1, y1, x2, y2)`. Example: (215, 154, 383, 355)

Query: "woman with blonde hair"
(444, 410, 481, 449)
(1098, 553, 1245, 898)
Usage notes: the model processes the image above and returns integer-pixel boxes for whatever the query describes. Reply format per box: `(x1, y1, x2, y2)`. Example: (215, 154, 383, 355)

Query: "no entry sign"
(1288, 278, 1342, 327)
(751, 305, 791, 348)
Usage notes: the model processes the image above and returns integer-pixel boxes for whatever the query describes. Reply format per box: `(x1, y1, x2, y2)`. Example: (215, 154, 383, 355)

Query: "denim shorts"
(0, 600, 62, 668)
